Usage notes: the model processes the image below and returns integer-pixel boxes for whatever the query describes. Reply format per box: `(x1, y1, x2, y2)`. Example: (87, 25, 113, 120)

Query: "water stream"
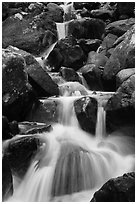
(6, 89, 135, 202)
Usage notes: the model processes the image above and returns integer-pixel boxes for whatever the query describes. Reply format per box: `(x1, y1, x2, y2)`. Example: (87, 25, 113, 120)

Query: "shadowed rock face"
(91, 172, 135, 202)
(74, 96, 97, 134)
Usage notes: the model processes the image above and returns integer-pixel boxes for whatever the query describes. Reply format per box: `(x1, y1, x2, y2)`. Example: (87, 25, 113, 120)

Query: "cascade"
(6, 87, 135, 202)
(56, 22, 68, 40)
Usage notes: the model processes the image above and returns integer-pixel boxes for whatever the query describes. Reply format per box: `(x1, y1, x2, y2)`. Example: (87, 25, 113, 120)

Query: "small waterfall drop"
(56, 22, 68, 40)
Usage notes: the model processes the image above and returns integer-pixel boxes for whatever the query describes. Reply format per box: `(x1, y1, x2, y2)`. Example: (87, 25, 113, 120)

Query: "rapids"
(6, 90, 135, 202)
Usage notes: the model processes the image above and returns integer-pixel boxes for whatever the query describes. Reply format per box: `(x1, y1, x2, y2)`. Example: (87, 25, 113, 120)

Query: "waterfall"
(56, 22, 68, 40)
(6, 89, 135, 202)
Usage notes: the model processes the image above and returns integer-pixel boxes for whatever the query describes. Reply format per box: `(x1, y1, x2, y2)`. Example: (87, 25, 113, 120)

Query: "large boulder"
(2, 12, 57, 55)
(7, 46, 59, 97)
(68, 18, 106, 40)
(2, 49, 35, 121)
(103, 25, 135, 90)
(78, 64, 103, 91)
(47, 36, 86, 71)
(106, 18, 135, 37)
(74, 96, 97, 134)
(115, 2, 135, 19)
(91, 172, 135, 202)
(2, 156, 13, 201)
(4, 135, 42, 178)
(105, 75, 135, 133)
(116, 68, 135, 88)
(46, 3, 64, 22)
(87, 51, 108, 67)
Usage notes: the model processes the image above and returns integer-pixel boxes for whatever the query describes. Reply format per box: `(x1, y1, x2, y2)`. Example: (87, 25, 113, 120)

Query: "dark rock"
(9, 121, 19, 136)
(74, 96, 97, 134)
(47, 36, 86, 71)
(59, 82, 88, 96)
(2, 116, 11, 140)
(115, 2, 135, 19)
(106, 18, 135, 37)
(60, 67, 81, 83)
(90, 9, 114, 21)
(47, 3, 64, 23)
(2, 12, 57, 55)
(103, 25, 135, 89)
(116, 68, 135, 88)
(78, 64, 103, 91)
(2, 156, 13, 201)
(99, 33, 118, 53)
(77, 39, 102, 54)
(7, 46, 59, 97)
(68, 18, 106, 40)
(2, 49, 36, 121)
(4, 135, 42, 178)
(105, 75, 135, 133)
(91, 172, 135, 202)
(25, 99, 59, 125)
(73, 2, 101, 11)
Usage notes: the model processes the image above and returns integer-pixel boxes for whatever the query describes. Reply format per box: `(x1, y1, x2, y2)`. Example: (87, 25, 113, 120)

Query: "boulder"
(74, 96, 97, 134)
(47, 36, 86, 71)
(78, 64, 103, 91)
(2, 156, 13, 201)
(103, 25, 135, 90)
(7, 46, 59, 97)
(47, 3, 64, 22)
(91, 172, 135, 202)
(105, 75, 135, 133)
(90, 9, 114, 21)
(77, 39, 102, 54)
(2, 12, 57, 55)
(4, 135, 42, 178)
(116, 68, 135, 88)
(100, 33, 118, 52)
(106, 18, 135, 37)
(73, 2, 101, 11)
(68, 18, 106, 40)
(25, 99, 59, 125)
(60, 67, 81, 83)
(59, 82, 88, 96)
(87, 51, 108, 67)
(2, 49, 36, 121)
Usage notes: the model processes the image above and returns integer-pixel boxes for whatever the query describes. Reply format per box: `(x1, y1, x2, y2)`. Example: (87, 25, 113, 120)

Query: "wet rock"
(77, 39, 102, 54)
(103, 25, 135, 90)
(60, 67, 81, 83)
(68, 18, 105, 40)
(116, 68, 135, 88)
(27, 2, 45, 17)
(2, 11, 57, 55)
(48, 72, 65, 85)
(87, 51, 108, 67)
(59, 82, 88, 96)
(99, 33, 118, 53)
(4, 135, 42, 178)
(78, 64, 103, 91)
(18, 121, 52, 135)
(105, 75, 135, 133)
(47, 36, 86, 71)
(47, 3, 64, 23)
(106, 18, 135, 37)
(91, 172, 135, 202)
(2, 49, 36, 121)
(2, 155, 13, 201)
(25, 99, 59, 125)
(74, 96, 97, 134)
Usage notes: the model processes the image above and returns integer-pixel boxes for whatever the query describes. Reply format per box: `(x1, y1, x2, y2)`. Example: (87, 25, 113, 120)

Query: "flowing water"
(6, 89, 135, 202)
